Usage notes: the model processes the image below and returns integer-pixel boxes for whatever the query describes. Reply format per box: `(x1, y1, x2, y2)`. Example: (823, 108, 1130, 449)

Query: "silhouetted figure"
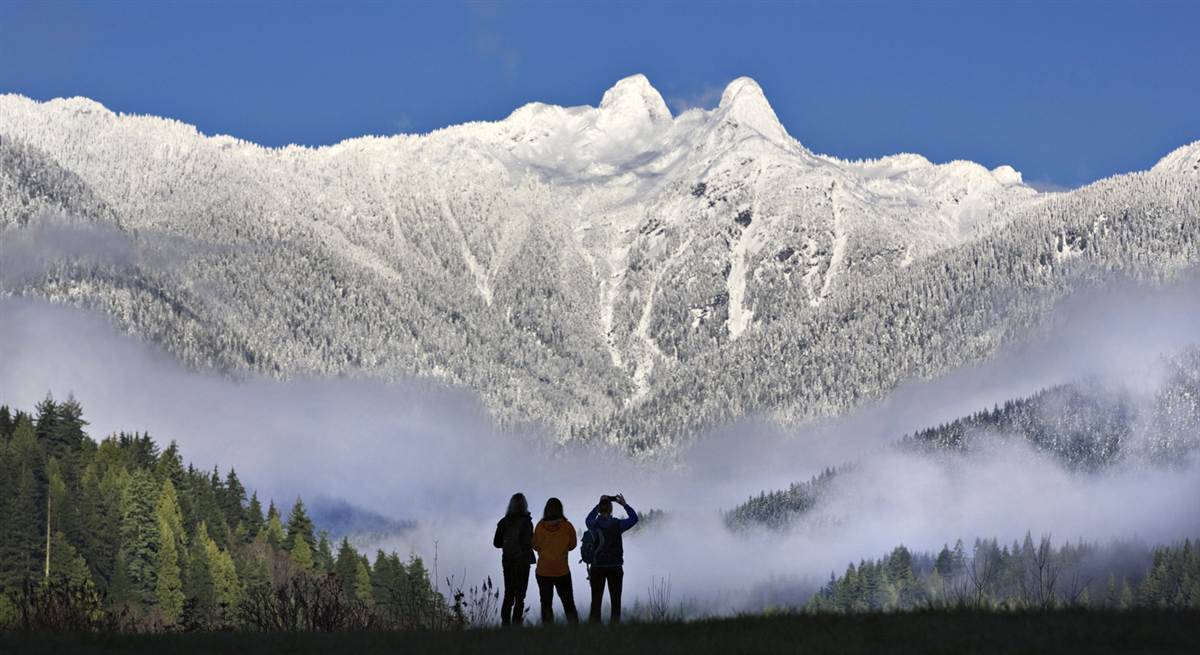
(493, 492, 535, 626)
(532, 497, 579, 624)
(585, 493, 638, 624)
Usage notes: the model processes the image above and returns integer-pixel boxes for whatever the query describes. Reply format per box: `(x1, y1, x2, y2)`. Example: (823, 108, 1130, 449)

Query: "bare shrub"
(238, 574, 371, 632)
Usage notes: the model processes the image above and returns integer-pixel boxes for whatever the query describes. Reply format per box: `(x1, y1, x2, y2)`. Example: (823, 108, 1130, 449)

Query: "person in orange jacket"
(531, 497, 579, 624)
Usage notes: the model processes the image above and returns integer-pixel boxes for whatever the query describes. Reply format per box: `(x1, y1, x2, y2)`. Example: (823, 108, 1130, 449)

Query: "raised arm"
(585, 505, 600, 530)
(618, 501, 638, 532)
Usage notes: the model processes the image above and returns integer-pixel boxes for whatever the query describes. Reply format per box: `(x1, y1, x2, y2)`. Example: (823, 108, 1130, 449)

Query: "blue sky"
(0, 0, 1197, 188)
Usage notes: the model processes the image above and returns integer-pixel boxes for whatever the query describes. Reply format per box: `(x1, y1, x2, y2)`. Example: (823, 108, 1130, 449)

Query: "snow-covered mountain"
(1, 75, 1197, 449)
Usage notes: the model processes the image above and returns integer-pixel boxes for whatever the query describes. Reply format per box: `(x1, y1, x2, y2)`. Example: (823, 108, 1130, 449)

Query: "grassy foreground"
(4, 610, 1199, 655)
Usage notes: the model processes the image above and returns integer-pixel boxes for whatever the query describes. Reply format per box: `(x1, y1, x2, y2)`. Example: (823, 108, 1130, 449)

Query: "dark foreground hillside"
(5, 610, 1199, 655)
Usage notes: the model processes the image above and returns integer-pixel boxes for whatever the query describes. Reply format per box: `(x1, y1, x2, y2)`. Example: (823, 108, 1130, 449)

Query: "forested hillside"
(0, 396, 444, 631)
(727, 346, 1200, 530)
(807, 536, 1200, 612)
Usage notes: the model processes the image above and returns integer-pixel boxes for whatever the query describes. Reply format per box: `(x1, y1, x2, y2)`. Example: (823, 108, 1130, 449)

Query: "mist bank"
(1, 282, 1199, 613)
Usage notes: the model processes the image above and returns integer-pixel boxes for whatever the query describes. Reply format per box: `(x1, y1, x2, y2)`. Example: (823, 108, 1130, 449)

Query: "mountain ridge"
(1, 76, 1197, 449)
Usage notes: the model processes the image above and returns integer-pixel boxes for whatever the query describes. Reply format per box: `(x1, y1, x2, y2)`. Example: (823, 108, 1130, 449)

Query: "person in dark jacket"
(585, 493, 638, 624)
(493, 492, 535, 626)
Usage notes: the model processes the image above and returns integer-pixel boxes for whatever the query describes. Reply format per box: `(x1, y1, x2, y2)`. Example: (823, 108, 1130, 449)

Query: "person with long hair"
(493, 492, 535, 626)
(531, 497, 579, 624)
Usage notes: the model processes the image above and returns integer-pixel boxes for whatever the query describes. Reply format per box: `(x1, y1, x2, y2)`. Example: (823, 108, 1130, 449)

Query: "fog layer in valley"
(1, 285, 1198, 614)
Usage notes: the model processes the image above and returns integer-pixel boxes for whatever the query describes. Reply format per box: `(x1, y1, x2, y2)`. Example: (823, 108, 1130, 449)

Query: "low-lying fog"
(2, 280, 1199, 614)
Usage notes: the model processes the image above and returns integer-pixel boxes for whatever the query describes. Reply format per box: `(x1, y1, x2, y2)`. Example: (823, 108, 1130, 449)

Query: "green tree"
(0, 406, 13, 439)
(371, 551, 410, 619)
(0, 418, 43, 591)
(206, 534, 241, 626)
(335, 538, 359, 597)
(80, 463, 127, 593)
(285, 498, 315, 553)
(244, 493, 265, 543)
(185, 522, 217, 628)
(118, 469, 161, 611)
(316, 531, 335, 573)
(154, 480, 186, 625)
(290, 534, 314, 571)
(47, 530, 96, 589)
(355, 556, 373, 605)
(221, 469, 247, 531)
(261, 502, 285, 549)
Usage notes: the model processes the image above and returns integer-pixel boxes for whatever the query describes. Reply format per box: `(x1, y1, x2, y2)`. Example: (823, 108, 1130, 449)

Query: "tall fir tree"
(184, 521, 217, 628)
(285, 498, 315, 553)
(118, 469, 162, 611)
(0, 418, 43, 591)
(262, 501, 285, 549)
(355, 556, 373, 605)
(244, 493, 265, 544)
(221, 469, 247, 532)
(0, 406, 13, 439)
(154, 480, 186, 625)
(316, 531, 335, 573)
(335, 538, 359, 597)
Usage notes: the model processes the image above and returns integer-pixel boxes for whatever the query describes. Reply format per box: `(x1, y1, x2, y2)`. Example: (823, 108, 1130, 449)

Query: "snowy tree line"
(0, 96, 1197, 452)
(599, 169, 1200, 452)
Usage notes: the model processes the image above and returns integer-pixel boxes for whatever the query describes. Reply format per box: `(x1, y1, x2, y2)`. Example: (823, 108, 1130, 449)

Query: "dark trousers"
(536, 573, 579, 624)
(500, 560, 530, 625)
(588, 566, 624, 624)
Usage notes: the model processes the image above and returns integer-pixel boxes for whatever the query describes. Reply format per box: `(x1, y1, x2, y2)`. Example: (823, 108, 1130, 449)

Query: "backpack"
(580, 526, 605, 565)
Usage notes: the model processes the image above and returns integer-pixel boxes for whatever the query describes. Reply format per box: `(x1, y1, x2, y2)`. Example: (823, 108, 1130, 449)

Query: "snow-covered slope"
(1, 76, 1195, 448)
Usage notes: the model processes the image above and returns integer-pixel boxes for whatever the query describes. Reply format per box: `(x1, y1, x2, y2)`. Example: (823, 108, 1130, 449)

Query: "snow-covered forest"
(727, 346, 1200, 531)
(1, 76, 1198, 451)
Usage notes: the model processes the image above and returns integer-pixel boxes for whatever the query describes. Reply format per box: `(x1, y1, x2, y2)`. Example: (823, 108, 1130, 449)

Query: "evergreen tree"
(262, 502, 285, 549)
(47, 531, 95, 589)
(355, 556, 373, 605)
(118, 469, 162, 611)
(155, 442, 185, 484)
(290, 534, 314, 571)
(335, 538, 359, 597)
(184, 522, 217, 628)
(244, 492, 265, 544)
(154, 480, 186, 625)
(34, 394, 60, 456)
(0, 418, 43, 591)
(405, 554, 438, 621)
(109, 551, 135, 613)
(285, 498, 316, 553)
(206, 534, 241, 627)
(371, 550, 410, 617)
(316, 531, 335, 573)
(1119, 578, 1134, 609)
(0, 405, 13, 439)
(50, 395, 87, 465)
(81, 464, 126, 593)
(221, 469, 247, 531)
